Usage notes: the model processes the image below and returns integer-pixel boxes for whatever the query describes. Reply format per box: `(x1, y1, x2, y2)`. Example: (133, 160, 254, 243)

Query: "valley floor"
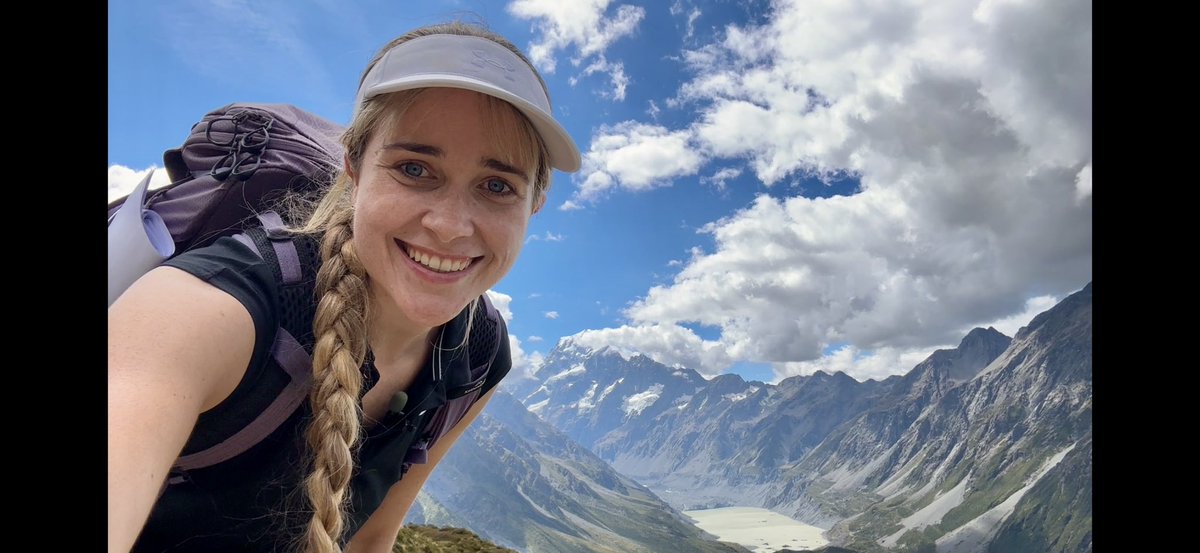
(684, 506, 831, 553)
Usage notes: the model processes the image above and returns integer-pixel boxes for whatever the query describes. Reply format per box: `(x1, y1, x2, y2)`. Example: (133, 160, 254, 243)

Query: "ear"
(532, 192, 547, 215)
(344, 153, 357, 182)
(345, 153, 359, 201)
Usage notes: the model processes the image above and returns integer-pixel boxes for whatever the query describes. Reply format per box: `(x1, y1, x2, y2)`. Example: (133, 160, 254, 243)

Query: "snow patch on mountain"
(597, 377, 625, 404)
(527, 398, 549, 414)
(622, 384, 665, 417)
(724, 386, 761, 403)
(546, 364, 587, 385)
(575, 382, 600, 413)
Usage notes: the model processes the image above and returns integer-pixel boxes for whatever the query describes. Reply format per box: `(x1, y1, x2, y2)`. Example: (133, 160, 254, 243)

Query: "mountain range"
(411, 282, 1092, 553)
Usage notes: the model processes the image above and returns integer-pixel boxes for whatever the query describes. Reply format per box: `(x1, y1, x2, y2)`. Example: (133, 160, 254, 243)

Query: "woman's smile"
(350, 88, 539, 330)
(397, 239, 480, 277)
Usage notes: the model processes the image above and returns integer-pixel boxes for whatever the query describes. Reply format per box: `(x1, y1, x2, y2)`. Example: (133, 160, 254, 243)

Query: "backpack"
(108, 103, 505, 486)
(108, 103, 343, 306)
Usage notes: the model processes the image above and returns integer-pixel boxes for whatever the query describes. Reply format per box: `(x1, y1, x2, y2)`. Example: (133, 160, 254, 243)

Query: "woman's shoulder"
(163, 234, 285, 336)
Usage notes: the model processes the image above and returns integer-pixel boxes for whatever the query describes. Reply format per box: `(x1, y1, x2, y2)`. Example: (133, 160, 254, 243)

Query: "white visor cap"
(354, 34, 581, 173)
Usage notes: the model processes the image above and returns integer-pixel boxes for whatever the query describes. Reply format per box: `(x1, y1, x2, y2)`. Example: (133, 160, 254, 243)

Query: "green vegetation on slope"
(393, 525, 518, 553)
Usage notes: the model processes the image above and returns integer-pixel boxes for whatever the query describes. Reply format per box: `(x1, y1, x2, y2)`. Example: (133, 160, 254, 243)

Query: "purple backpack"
(109, 103, 503, 485)
(107, 103, 344, 264)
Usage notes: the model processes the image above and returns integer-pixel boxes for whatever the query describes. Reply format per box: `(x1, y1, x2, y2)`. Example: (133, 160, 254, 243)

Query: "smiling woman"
(108, 22, 579, 553)
(348, 88, 546, 331)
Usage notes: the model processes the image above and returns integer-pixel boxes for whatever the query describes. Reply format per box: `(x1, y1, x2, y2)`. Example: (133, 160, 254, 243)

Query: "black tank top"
(130, 234, 509, 552)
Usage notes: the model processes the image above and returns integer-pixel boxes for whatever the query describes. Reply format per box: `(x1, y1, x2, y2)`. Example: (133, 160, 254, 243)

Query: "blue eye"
(399, 162, 426, 178)
(485, 179, 512, 195)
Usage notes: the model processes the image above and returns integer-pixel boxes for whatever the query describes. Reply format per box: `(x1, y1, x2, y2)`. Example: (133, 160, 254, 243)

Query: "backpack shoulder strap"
(168, 213, 314, 481)
(402, 295, 507, 469)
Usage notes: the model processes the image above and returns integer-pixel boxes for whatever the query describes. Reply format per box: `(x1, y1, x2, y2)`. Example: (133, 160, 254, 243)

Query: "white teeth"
(405, 245, 470, 273)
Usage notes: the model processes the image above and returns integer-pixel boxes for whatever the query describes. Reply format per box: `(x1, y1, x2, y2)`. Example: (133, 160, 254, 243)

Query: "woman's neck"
(366, 300, 438, 378)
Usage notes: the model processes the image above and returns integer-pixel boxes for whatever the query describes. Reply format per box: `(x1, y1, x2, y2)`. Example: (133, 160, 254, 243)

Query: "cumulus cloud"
(543, 311, 560, 320)
(972, 293, 1061, 339)
(487, 290, 544, 381)
(567, 121, 706, 206)
(108, 165, 174, 204)
(773, 344, 939, 383)
(508, 0, 643, 99)
(1075, 163, 1091, 203)
(486, 290, 515, 322)
(568, 323, 735, 377)
(560, 0, 1091, 379)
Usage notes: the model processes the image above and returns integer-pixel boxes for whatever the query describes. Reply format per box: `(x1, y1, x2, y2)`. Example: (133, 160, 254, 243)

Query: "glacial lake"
(683, 506, 830, 553)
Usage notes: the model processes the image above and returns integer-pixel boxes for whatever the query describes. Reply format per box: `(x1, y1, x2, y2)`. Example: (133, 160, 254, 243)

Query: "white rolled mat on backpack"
(108, 170, 175, 307)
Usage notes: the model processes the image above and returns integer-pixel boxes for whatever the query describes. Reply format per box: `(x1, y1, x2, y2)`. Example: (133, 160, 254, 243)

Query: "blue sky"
(109, 0, 1092, 384)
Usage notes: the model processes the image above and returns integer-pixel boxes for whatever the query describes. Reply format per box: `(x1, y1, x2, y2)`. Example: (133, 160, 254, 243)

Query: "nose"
(421, 187, 475, 243)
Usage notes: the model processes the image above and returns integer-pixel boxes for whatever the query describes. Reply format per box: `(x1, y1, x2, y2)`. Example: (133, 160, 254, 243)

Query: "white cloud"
(971, 294, 1061, 339)
(564, 0, 1091, 377)
(485, 290, 515, 323)
(578, 57, 630, 101)
(570, 121, 706, 204)
(701, 166, 743, 191)
(568, 323, 735, 377)
(543, 311, 560, 319)
(1075, 163, 1091, 203)
(773, 344, 940, 383)
(527, 231, 566, 243)
(527, 335, 544, 343)
(647, 99, 661, 120)
(669, 0, 702, 39)
(559, 199, 585, 211)
(108, 165, 174, 204)
(485, 290, 545, 380)
(507, 334, 544, 382)
(686, 8, 702, 40)
(508, 0, 645, 76)
(609, 63, 630, 101)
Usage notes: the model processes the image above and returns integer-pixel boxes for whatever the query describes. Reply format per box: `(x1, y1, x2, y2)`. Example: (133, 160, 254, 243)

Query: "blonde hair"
(288, 22, 551, 553)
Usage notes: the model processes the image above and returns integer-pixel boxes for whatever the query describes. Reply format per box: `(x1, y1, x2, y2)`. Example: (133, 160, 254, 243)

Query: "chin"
(402, 295, 477, 327)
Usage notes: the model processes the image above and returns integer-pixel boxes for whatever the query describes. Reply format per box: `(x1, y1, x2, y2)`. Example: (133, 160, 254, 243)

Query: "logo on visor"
(470, 49, 516, 81)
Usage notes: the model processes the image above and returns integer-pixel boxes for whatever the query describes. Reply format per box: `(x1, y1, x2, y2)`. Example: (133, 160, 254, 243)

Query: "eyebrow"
(381, 141, 529, 178)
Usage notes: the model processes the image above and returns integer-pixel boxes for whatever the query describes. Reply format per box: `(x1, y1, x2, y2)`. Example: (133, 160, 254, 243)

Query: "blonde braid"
(303, 209, 370, 553)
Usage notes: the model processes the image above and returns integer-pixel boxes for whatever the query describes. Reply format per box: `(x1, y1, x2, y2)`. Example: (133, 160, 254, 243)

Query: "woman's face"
(350, 88, 543, 330)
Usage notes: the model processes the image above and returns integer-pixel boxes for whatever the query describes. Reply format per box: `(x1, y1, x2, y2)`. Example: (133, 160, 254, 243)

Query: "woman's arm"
(345, 387, 499, 553)
(108, 267, 257, 553)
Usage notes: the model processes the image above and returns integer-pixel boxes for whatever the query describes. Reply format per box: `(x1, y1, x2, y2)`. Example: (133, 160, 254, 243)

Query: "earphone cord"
(433, 325, 445, 382)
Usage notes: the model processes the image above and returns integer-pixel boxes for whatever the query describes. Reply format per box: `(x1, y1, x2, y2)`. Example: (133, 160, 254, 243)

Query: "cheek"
(492, 217, 531, 267)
